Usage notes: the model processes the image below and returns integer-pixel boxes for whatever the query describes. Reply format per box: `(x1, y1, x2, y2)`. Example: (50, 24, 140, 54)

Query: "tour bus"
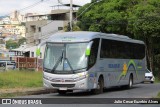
(42, 31, 146, 94)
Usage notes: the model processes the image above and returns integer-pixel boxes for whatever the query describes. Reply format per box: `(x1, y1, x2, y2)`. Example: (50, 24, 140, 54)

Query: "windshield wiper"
(65, 58, 74, 73)
(51, 50, 64, 73)
(43, 67, 52, 72)
(62, 45, 74, 73)
(73, 67, 87, 72)
(51, 56, 62, 73)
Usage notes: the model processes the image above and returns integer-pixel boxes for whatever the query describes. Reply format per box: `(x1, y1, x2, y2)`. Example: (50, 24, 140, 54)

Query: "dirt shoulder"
(0, 87, 56, 98)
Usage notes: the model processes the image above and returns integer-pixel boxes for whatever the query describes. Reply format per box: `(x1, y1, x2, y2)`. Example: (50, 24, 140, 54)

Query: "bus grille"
(51, 84, 75, 88)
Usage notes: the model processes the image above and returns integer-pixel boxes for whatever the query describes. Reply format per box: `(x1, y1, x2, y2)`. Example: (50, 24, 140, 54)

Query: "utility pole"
(58, 0, 73, 31)
(70, 0, 73, 31)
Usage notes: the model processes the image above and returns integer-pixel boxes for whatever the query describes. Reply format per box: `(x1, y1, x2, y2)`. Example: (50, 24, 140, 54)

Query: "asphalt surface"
(20, 83, 160, 98)
(1, 83, 160, 107)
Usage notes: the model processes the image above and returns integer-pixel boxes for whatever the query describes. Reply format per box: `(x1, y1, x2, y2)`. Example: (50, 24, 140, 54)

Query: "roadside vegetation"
(0, 70, 43, 89)
(0, 93, 24, 98)
(6, 37, 26, 49)
(155, 77, 160, 83)
(157, 92, 160, 98)
(77, 0, 160, 78)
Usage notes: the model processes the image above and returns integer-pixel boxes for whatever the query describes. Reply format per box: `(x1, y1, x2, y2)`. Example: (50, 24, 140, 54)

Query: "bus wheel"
(91, 77, 104, 94)
(58, 90, 67, 95)
(128, 75, 133, 89)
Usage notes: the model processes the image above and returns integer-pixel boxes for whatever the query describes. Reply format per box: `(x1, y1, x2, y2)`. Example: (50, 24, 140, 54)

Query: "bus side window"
(88, 39, 100, 69)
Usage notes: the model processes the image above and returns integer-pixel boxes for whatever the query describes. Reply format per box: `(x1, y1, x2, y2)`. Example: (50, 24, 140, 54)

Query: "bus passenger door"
(87, 38, 100, 89)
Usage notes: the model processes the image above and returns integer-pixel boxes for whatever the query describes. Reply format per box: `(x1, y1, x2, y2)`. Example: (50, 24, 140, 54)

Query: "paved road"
(21, 83, 160, 98)
(1, 83, 160, 107)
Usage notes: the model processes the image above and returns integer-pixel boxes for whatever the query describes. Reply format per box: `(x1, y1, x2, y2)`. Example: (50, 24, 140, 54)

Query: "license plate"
(59, 87, 67, 90)
(145, 78, 150, 80)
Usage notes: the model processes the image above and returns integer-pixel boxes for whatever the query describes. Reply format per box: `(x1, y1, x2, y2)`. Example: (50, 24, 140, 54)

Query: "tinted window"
(100, 39, 145, 59)
(88, 39, 100, 69)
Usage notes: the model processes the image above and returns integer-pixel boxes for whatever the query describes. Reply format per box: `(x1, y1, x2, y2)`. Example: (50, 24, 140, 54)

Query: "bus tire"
(58, 90, 67, 95)
(128, 75, 133, 89)
(91, 77, 104, 94)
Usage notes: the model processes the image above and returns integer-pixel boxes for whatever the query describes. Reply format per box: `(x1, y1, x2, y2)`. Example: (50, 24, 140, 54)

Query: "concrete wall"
(25, 20, 68, 58)
(25, 20, 48, 45)
(25, 20, 67, 45)
(41, 20, 66, 40)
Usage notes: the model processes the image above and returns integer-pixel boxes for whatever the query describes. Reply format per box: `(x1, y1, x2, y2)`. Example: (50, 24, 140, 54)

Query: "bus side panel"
(133, 59, 146, 84)
(97, 59, 122, 88)
(87, 66, 99, 90)
(97, 59, 146, 88)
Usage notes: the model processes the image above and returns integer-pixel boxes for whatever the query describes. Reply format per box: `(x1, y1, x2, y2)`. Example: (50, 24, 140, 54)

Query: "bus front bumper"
(43, 78, 90, 90)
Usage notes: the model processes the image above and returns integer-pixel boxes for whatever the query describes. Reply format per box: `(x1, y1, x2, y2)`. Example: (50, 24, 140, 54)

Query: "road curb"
(0, 88, 57, 97)
(27, 88, 57, 95)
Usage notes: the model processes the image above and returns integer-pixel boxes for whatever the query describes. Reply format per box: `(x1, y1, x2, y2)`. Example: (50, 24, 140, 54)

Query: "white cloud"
(0, 0, 91, 16)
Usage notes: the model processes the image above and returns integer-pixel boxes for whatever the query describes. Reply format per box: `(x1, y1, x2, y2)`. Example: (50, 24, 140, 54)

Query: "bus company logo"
(122, 63, 128, 76)
(2, 99, 11, 104)
(108, 64, 120, 68)
(62, 37, 76, 40)
(60, 79, 65, 82)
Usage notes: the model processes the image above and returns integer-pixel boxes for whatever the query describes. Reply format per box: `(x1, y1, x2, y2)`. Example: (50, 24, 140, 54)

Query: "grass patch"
(157, 92, 160, 98)
(0, 93, 20, 98)
(0, 91, 30, 98)
(0, 70, 43, 89)
(155, 76, 160, 83)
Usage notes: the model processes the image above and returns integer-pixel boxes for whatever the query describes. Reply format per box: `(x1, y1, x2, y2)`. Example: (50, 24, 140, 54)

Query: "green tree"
(78, 0, 136, 34)
(127, 0, 160, 72)
(6, 39, 18, 49)
(18, 37, 26, 46)
(78, 0, 160, 74)
(64, 23, 81, 32)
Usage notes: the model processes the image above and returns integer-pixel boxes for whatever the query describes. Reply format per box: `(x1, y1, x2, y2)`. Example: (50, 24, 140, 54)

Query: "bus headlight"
(75, 75, 88, 81)
(43, 75, 52, 81)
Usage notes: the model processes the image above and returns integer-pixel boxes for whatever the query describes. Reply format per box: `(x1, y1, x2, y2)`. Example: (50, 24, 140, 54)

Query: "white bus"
(42, 31, 146, 94)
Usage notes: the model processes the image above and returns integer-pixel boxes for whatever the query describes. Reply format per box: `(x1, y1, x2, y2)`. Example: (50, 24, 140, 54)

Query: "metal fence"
(16, 57, 43, 71)
(0, 57, 43, 71)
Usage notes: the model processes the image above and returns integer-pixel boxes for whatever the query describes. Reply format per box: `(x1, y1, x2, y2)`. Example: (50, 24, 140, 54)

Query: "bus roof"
(47, 31, 144, 44)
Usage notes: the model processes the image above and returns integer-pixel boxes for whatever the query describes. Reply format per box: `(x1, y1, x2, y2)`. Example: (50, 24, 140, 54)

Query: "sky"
(0, 0, 91, 16)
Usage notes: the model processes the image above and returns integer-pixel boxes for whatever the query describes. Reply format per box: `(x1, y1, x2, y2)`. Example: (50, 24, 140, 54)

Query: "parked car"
(7, 61, 16, 70)
(0, 62, 6, 67)
(0, 62, 6, 71)
(0, 61, 16, 71)
(144, 69, 155, 83)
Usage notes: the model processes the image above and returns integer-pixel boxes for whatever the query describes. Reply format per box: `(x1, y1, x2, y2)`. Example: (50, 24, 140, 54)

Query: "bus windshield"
(44, 42, 89, 73)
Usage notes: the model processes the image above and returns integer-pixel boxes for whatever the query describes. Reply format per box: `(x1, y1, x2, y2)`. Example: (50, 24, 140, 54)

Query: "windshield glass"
(146, 69, 151, 73)
(44, 42, 89, 73)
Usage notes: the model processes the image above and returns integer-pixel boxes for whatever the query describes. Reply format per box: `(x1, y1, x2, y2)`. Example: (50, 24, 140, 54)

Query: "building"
(0, 10, 26, 38)
(23, 5, 79, 58)
(8, 25, 25, 37)
(0, 38, 6, 50)
(16, 26, 26, 37)
(10, 10, 25, 24)
(2, 17, 10, 24)
(25, 9, 77, 46)
(0, 25, 26, 38)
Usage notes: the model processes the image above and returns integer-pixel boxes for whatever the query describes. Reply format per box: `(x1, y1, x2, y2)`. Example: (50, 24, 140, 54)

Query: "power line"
(0, 0, 52, 36)
(74, 0, 103, 21)
(18, 0, 45, 12)
(2, 0, 49, 17)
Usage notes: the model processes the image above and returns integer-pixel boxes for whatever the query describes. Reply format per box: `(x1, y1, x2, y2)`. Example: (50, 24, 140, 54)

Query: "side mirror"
(36, 48, 41, 56)
(36, 41, 46, 57)
(85, 49, 91, 56)
(85, 41, 93, 56)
